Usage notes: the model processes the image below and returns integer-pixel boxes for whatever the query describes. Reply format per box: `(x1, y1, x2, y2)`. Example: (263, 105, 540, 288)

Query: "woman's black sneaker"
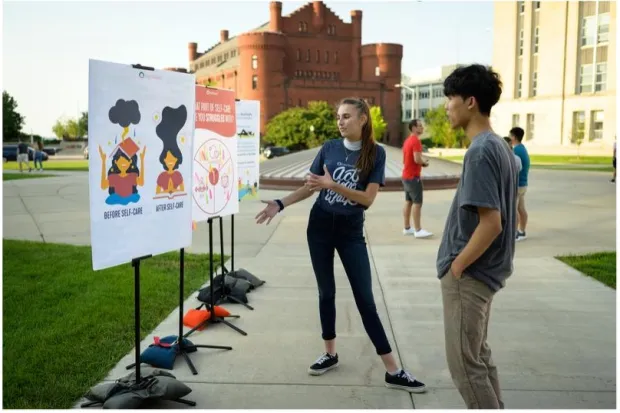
(385, 370, 427, 393)
(308, 352, 339, 376)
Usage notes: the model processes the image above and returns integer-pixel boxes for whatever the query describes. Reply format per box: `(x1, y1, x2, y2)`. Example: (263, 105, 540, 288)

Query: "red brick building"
(169, 1, 403, 146)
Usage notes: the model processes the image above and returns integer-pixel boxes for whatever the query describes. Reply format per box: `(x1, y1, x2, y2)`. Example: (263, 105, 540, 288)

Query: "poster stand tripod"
(190, 217, 248, 336)
(82, 255, 196, 408)
(215, 216, 254, 310)
(125, 249, 232, 375)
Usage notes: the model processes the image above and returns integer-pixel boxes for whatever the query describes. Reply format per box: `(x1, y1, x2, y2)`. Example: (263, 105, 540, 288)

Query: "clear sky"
(3, 0, 494, 137)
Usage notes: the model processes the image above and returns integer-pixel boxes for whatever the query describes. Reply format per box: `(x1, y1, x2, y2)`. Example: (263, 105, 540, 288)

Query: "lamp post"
(395, 83, 417, 121)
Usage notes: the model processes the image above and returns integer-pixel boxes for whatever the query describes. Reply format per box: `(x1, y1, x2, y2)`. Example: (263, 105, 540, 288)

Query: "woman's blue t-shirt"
(308, 138, 386, 215)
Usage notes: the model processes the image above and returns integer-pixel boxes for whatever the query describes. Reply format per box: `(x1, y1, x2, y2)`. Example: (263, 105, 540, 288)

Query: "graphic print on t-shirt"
(324, 160, 360, 207)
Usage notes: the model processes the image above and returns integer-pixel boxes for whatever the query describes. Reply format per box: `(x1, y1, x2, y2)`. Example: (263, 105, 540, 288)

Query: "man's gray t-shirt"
(436, 130, 518, 292)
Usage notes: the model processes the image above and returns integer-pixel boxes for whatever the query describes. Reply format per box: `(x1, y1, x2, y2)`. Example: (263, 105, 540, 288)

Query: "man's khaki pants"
(441, 271, 504, 409)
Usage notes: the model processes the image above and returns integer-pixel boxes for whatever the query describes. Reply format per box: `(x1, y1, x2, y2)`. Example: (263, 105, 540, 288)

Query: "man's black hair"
(509, 127, 525, 142)
(443, 64, 503, 116)
(503, 136, 512, 145)
(408, 119, 421, 132)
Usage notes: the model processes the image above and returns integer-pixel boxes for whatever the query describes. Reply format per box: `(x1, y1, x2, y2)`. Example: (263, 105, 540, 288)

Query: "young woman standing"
(255, 97, 426, 393)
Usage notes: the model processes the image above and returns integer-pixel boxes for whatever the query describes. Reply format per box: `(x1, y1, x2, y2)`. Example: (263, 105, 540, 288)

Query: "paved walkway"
(3, 166, 616, 409)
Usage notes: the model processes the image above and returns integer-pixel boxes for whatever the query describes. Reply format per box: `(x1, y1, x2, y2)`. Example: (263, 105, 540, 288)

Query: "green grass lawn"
(3, 160, 89, 171)
(530, 165, 614, 173)
(3, 173, 56, 181)
(443, 154, 612, 165)
(556, 251, 616, 289)
(3, 239, 224, 409)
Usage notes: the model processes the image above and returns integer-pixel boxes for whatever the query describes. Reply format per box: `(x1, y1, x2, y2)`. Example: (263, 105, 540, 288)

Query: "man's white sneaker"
(414, 229, 433, 238)
(402, 228, 416, 236)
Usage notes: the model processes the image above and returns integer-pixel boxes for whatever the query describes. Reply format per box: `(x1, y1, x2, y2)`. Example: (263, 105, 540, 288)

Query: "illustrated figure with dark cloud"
(155, 105, 187, 196)
(99, 99, 145, 205)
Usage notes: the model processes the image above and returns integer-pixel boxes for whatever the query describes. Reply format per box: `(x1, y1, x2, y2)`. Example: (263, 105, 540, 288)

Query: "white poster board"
(191, 86, 239, 222)
(235, 100, 260, 202)
(88, 59, 195, 271)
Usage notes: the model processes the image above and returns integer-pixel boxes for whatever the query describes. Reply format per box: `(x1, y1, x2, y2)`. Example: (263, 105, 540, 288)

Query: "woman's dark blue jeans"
(306, 202, 392, 355)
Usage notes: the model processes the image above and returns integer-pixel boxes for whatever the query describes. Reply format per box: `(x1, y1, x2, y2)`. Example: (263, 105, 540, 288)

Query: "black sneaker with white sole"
(385, 370, 427, 393)
(308, 352, 339, 376)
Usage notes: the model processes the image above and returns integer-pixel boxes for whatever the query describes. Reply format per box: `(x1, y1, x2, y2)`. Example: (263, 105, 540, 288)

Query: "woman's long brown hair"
(339, 97, 376, 181)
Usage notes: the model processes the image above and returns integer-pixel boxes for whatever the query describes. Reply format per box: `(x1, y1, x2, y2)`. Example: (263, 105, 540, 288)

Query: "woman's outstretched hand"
(255, 200, 280, 225)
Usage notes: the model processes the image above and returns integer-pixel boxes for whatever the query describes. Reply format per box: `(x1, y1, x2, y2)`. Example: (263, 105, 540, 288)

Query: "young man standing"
(437, 64, 517, 409)
(509, 127, 530, 241)
(401, 119, 432, 238)
(17, 139, 32, 173)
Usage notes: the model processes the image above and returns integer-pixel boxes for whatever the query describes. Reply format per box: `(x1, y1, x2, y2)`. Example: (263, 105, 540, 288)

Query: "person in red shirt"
(401, 119, 432, 238)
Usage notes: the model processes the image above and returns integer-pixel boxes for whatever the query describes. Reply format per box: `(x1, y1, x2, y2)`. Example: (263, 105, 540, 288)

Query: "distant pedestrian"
(510, 127, 530, 241)
(503, 136, 522, 172)
(34, 140, 45, 171)
(437, 64, 517, 409)
(611, 140, 616, 183)
(255, 97, 427, 394)
(401, 119, 432, 238)
(17, 139, 32, 173)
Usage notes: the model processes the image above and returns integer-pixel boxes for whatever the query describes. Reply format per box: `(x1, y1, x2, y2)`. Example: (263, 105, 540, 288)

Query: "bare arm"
(451, 207, 502, 276)
(327, 182, 380, 208)
(414, 151, 428, 166)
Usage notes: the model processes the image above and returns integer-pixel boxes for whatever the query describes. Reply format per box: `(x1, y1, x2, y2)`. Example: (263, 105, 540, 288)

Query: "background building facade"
(178, 1, 403, 146)
(492, 0, 615, 152)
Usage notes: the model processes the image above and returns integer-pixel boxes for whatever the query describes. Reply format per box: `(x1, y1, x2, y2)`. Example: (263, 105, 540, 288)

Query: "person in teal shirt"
(509, 127, 530, 241)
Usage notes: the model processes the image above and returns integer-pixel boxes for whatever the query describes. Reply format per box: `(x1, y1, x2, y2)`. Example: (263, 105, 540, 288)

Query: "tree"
(263, 101, 339, 150)
(424, 105, 468, 148)
(369, 106, 387, 142)
(51, 112, 88, 140)
(78, 112, 88, 137)
(52, 119, 67, 139)
(3, 91, 25, 141)
(570, 128, 585, 158)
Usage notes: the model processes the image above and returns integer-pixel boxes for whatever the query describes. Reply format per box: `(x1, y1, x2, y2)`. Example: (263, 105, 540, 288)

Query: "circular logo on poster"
(139, 72, 145, 78)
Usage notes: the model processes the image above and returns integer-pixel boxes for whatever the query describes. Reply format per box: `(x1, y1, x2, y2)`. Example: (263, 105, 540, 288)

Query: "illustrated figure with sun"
(154, 104, 188, 198)
(99, 99, 145, 206)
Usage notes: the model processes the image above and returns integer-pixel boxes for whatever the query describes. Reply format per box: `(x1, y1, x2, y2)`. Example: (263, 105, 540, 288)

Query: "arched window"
(251, 55, 258, 70)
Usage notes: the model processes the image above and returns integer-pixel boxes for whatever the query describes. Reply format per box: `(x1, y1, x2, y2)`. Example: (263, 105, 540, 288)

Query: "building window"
(306, 49, 310, 62)
(405, 92, 412, 101)
(251, 55, 258, 70)
(581, 15, 597, 46)
(334, 52, 339, 64)
(316, 50, 320, 63)
(375, 66, 380, 77)
(533, 27, 539, 53)
(531, 72, 538, 96)
(517, 73, 523, 97)
(252, 75, 258, 90)
(534, 1, 540, 10)
(512, 114, 520, 127)
(324, 51, 329, 63)
(519, 30, 524, 56)
(299, 21, 308, 32)
(572, 111, 586, 143)
(598, 13, 610, 44)
(579, 64, 593, 93)
(595, 62, 607, 91)
(590, 110, 604, 140)
(296, 49, 301, 61)
(526, 113, 535, 140)
(327, 25, 336, 35)
(518, 1, 525, 14)
(405, 110, 412, 119)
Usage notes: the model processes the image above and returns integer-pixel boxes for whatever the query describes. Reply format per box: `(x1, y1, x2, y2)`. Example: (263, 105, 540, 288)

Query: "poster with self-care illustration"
(88, 59, 195, 271)
(191, 86, 239, 223)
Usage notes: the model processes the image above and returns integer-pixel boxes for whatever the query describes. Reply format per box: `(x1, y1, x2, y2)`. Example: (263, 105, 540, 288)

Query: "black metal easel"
(216, 216, 254, 310)
(190, 218, 248, 336)
(82, 255, 195, 408)
(125, 249, 232, 375)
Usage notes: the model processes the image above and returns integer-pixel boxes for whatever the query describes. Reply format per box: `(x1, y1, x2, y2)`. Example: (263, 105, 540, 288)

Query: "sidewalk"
(2, 169, 615, 409)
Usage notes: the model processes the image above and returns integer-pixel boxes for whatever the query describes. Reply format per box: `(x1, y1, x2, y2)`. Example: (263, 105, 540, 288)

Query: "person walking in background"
(510, 127, 530, 241)
(611, 140, 616, 183)
(17, 139, 32, 173)
(401, 119, 432, 238)
(503, 136, 522, 173)
(437, 64, 517, 409)
(34, 140, 45, 171)
(255, 97, 427, 394)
